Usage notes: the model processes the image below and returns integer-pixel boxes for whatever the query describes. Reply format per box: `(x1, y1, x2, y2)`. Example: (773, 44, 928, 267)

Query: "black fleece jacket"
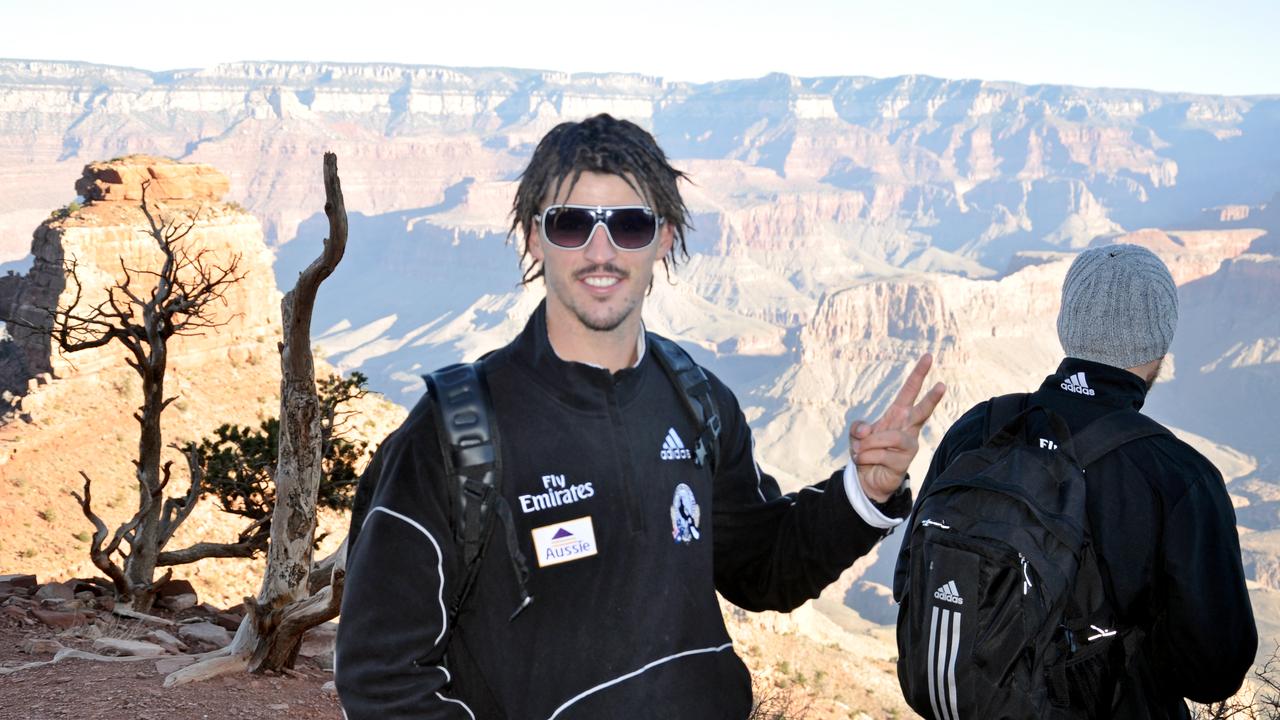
(335, 304, 910, 719)
(896, 358, 1256, 719)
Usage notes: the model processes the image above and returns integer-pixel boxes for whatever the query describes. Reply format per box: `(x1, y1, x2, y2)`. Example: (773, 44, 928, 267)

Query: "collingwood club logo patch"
(660, 427, 692, 461)
(670, 483, 701, 543)
(530, 516, 598, 568)
(1060, 371, 1096, 396)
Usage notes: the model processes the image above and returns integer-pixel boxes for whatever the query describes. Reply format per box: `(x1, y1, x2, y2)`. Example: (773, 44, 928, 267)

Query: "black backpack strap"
(648, 335, 722, 475)
(983, 393, 1030, 442)
(425, 363, 533, 624)
(1070, 410, 1172, 468)
(427, 364, 498, 567)
(1056, 410, 1169, 710)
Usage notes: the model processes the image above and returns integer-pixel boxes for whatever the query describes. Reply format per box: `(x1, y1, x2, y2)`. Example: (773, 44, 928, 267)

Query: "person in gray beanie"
(1057, 243, 1179, 386)
(896, 243, 1255, 719)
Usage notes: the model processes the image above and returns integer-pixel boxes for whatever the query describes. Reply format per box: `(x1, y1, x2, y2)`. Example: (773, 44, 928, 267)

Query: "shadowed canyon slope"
(1, 61, 1278, 653)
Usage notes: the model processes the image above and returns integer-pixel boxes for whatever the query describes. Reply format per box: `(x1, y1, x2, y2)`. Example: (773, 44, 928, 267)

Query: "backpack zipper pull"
(1087, 625, 1117, 642)
(1019, 553, 1033, 595)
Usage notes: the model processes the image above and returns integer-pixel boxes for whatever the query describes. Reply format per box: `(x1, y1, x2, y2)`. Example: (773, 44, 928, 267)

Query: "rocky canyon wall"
(2, 60, 1277, 270)
(2, 60, 1277, 630)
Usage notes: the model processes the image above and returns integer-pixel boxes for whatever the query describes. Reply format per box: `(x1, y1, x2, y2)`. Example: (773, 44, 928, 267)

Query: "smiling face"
(529, 171, 673, 342)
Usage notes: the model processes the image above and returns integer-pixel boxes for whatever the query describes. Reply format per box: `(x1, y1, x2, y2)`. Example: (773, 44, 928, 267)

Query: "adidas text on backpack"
(895, 395, 1167, 719)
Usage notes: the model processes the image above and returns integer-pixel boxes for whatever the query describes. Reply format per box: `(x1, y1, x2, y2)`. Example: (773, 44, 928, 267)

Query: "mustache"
(574, 264, 629, 280)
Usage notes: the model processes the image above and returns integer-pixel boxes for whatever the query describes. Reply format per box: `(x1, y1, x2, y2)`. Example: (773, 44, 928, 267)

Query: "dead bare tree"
(29, 184, 245, 612)
(167, 151, 349, 685)
(1193, 644, 1280, 720)
(748, 674, 814, 720)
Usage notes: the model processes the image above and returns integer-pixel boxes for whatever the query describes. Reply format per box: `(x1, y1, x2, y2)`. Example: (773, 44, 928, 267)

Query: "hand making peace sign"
(848, 353, 947, 503)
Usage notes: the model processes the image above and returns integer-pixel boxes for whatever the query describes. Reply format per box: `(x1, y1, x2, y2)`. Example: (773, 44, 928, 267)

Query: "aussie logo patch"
(670, 483, 701, 543)
(531, 516, 598, 568)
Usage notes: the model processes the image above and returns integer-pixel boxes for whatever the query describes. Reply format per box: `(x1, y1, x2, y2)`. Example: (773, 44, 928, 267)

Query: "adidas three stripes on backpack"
(895, 394, 1169, 719)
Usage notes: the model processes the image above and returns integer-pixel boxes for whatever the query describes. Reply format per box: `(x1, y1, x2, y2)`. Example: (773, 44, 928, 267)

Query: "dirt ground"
(0, 574, 914, 720)
(0, 607, 342, 720)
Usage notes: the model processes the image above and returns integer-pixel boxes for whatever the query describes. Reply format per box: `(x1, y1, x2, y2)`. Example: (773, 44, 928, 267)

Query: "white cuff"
(843, 463, 906, 530)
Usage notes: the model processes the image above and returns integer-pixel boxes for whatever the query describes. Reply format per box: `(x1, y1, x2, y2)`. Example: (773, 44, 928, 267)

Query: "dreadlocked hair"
(509, 114, 692, 285)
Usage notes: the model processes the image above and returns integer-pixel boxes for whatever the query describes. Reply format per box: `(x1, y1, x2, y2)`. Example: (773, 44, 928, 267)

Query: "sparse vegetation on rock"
(45, 200, 81, 221)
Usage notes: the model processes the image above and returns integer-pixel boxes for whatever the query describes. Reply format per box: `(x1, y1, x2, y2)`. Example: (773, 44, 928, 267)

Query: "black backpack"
(895, 394, 1170, 719)
(347, 334, 721, 626)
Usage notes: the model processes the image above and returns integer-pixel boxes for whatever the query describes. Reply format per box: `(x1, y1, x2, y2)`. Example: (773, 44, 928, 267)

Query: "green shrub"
(47, 200, 83, 221)
(193, 372, 370, 524)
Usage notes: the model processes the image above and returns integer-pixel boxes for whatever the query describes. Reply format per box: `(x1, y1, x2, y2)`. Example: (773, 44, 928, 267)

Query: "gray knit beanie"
(1057, 244, 1179, 369)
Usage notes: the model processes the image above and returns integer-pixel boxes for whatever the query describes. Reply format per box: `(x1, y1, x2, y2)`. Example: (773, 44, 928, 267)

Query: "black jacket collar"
(497, 300, 653, 413)
(1037, 357, 1149, 412)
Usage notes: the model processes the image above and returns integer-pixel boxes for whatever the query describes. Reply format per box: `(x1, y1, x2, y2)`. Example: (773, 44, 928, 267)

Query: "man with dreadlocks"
(335, 114, 946, 718)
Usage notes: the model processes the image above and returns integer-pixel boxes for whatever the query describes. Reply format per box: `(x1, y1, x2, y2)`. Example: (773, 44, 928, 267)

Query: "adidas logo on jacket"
(1060, 372, 1096, 396)
(660, 427, 692, 460)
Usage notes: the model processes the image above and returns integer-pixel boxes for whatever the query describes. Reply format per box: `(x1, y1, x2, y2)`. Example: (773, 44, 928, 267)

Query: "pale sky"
(3, 0, 1277, 96)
